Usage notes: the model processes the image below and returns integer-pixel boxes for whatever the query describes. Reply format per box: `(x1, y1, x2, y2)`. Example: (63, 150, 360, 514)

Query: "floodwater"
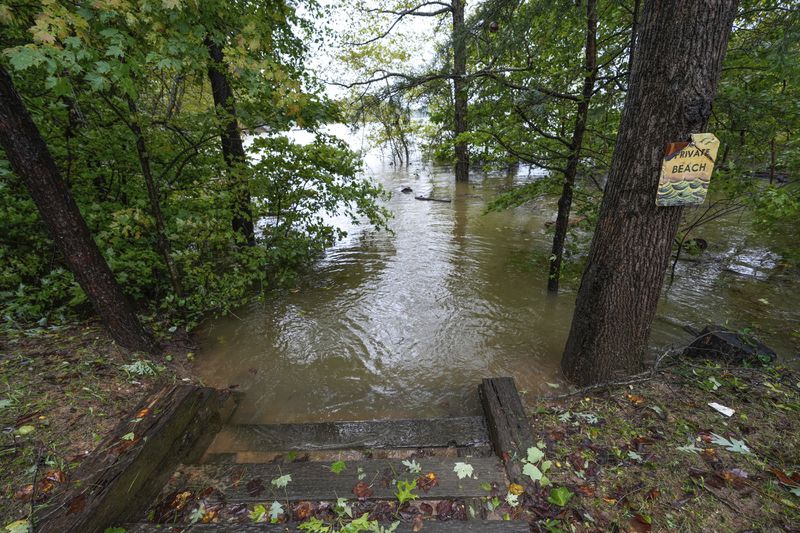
(196, 132, 799, 424)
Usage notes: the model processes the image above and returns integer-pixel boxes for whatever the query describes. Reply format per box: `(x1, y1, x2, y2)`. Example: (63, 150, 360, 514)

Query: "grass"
(1, 320, 798, 532)
(521, 359, 800, 532)
(0, 320, 197, 525)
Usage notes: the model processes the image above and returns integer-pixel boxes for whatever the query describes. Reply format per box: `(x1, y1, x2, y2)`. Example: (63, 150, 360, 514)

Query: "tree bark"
(547, 0, 598, 293)
(560, 0, 738, 386)
(452, 0, 469, 182)
(0, 66, 157, 353)
(125, 96, 183, 298)
(205, 37, 256, 246)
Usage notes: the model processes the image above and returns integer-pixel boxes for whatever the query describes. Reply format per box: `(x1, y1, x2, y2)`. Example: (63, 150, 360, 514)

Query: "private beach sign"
(657, 132, 720, 206)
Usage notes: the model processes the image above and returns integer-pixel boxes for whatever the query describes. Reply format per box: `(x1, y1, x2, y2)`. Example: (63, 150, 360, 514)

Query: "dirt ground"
(1, 321, 799, 532)
(0, 320, 198, 526)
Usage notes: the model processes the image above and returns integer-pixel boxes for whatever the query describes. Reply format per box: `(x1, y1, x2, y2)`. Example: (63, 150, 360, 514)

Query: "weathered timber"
(414, 196, 452, 203)
(36, 384, 238, 533)
(684, 325, 777, 364)
(124, 520, 531, 532)
(478, 377, 534, 487)
(161, 457, 506, 502)
(209, 416, 489, 453)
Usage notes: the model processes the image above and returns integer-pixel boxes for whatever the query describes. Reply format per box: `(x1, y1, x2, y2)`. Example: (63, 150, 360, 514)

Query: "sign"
(657, 132, 720, 206)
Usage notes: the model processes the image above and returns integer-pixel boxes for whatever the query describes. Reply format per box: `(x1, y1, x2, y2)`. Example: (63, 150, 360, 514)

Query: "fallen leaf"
(293, 501, 313, 520)
(44, 470, 67, 484)
(629, 514, 652, 532)
(14, 484, 33, 501)
(576, 484, 595, 497)
(67, 493, 87, 515)
(645, 487, 660, 500)
(135, 407, 150, 419)
(352, 481, 373, 500)
(246, 478, 264, 497)
(417, 472, 438, 493)
(508, 483, 524, 496)
(626, 393, 645, 405)
(769, 468, 800, 487)
(412, 514, 424, 531)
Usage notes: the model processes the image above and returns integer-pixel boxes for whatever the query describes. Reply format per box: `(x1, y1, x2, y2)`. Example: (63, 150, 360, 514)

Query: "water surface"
(196, 139, 799, 423)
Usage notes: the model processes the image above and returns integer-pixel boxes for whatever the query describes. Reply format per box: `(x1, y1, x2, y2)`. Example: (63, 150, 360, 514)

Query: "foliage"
(0, 0, 390, 332)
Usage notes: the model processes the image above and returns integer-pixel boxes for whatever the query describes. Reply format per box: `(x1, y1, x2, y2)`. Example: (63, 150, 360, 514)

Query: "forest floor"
(520, 358, 800, 532)
(1, 321, 799, 532)
(0, 319, 198, 525)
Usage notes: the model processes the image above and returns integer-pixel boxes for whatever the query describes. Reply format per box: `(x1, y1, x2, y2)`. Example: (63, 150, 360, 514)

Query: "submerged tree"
(561, 0, 739, 386)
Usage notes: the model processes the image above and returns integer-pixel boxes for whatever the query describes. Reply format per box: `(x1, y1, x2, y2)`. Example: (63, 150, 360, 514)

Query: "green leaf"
(330, 460, 346, 474)
(6, 521, 30, 533)
(249, 504, 267, 523)
(523, 462, 542, 482)
(710, 433, 752, 455)
(7, 46, 44, 71)
(401, 459, 421, 474)
(0, 399, 11, 410)
(269, 501, 283, 521)
(16, 425, 35, 436)
(548, 487, 574, 507)
(121, 432, 135, 441)
(271, 474, 292, 488)
(394, 479, 418, 505)
(453, 462, 474, 479)
(526, 446, 544, 464)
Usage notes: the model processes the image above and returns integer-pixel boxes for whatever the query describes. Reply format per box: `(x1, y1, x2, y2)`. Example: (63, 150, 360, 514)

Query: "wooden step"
(124, 520, 531, 532)
(207, 416, 490, 453)
(162, 457, 507, 502)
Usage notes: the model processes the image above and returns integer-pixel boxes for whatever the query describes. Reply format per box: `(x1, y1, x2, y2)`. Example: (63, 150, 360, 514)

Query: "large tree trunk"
(205, 37, 256, 246)
(0, 66, 157, 353)
(452, 0, 469, 182)
(125, 96, 183, 298)
(547, 0, 598, 293)
(560, 0, 738, 386)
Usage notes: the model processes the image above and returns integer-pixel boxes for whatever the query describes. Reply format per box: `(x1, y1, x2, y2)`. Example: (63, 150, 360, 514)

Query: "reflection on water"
(196, 135, 799, 424)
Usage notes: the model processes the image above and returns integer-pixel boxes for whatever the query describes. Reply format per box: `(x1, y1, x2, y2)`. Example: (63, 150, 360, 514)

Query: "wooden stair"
(37, 378, 535, 532)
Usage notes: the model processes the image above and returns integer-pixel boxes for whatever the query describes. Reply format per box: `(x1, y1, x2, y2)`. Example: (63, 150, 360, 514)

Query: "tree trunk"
(452, 0, 469, 182)
(547, 0, 598, 293)
(560, 0, 738, 386)
(125, 96, 183, 298)
(205, 37, 256, 246)
(769, 137, 775, 184)
(0, 66, 157, 353)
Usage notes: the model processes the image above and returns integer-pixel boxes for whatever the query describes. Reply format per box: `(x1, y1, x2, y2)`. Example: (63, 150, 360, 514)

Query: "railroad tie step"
(123, 520, 532, 532)
(160, 457, 508, 502)
(204, 416, 491, 455)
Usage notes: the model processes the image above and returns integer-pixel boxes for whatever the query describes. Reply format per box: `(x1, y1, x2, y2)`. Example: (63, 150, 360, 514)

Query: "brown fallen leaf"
(67, 493, 87, 515)
(246, 478, 265, 497)
(294, 501, 313, 520)
(135, 407, 150, 419)
(14, 484, 34, 502)
(626, 393, 645, 405)
(508, 483, 524, 496)
(645, 487, 660, 500)
(352, 481, 373, 500)
(44, 470, 67, 484)
(769, 467, 800, 487)
(576, 484, 595, 497)
(417, 472, 438, 493)
(629, 514, 652, 532)
(412, 514, 424, 532)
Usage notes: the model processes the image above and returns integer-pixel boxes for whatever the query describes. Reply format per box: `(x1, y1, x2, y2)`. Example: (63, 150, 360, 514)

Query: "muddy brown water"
(196, 142, 799, 424)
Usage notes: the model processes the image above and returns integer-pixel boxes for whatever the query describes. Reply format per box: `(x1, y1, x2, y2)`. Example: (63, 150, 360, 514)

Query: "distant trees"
(560, 0, 739, 386)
